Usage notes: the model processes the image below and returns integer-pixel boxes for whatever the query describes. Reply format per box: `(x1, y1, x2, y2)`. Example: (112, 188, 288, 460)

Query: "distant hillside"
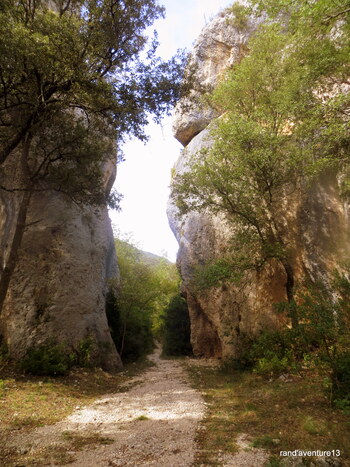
(140, 249, 173, 265)
(115, 238, 173, 265)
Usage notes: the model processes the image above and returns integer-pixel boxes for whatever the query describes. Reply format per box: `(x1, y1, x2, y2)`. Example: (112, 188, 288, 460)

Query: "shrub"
(192, 257, 242, 292)
(254, 352, 293, 377)
(224, 328, 315, 377)
(118, 316, 154, 363)
(241, 330, 301, 376)
(226, 3, 250, 31)
(332, 351, 350, 402)
(162, 294, 192, 356)
(109, 237, 180, 362)
(233, 270, 350, 402)
(293, 273, 350, 403)
(21, 342, 74, 376)
(74, 336, 95, 368)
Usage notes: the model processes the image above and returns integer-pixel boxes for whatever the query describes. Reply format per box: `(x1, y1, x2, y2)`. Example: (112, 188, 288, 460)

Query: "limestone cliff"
(0, 157, 122, 371)
(168, 9, 350, 359)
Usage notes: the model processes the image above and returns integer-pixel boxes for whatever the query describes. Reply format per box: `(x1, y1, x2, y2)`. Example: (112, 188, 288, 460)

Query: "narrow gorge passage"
(11, 347, 205, 466)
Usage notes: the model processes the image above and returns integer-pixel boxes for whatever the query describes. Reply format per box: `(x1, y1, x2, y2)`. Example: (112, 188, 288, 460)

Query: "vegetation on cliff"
(0, 0, 187, 315)
(172, 0, 350, 415)
(173, 0, 349, 330)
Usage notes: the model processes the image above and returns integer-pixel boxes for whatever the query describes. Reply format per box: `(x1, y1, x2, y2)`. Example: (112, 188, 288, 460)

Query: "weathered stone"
(173, 8, 262, 146)
(168, 9, 350, 359)
(0, 154, 122, 371)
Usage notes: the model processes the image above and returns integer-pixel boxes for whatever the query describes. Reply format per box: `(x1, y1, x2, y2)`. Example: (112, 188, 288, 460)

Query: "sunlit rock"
(168, 8, 350, 359)
(0, 154, 122, 371)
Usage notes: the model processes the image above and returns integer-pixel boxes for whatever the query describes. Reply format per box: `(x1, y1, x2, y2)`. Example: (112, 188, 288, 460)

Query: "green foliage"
(226, 3, 250, 31)
(106, 289, 153, 363)
(0, 0, 187, 207)
(234, 330, 303, 377)
(21, 342, 74, 376)
(172, 0, 350, 327)
(162, 294, 192, 356)
(232, 268, 350, 404)
(301, 416, 327, 435)
(332, 353, 350, 403)
(265, 458, 282, 467)
(0, 0, 188, 318)
(0, 0, 186, 165)
(291, 271, 350, 401)
(106, 236, 180, 362)
(252, 435, 276, 449)
(254, 352, 293, 377)
(20, 336, 101, 375)
(192, 257, 242, 291)
(0, 379, 4, 398)
(74, 336, 95, 368)
(136, 415, 149, 421)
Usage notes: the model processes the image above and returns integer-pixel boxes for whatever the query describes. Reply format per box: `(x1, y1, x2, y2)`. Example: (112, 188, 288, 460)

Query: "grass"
(2, 432, 116, 466)
(185, 362, 350, 466)
(0, 357, 153, 466)
(136, 415, 149, 421)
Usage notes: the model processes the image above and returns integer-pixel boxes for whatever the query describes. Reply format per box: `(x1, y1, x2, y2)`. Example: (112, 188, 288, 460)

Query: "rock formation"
(168, 8, 350, 359)
(0, 156, 122, 371)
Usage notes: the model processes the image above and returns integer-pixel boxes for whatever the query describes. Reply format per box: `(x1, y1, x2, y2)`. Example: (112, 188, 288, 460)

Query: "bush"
(231, 270, 350, 403)
(21, 342, 74, 376)
(254, 352, 294, 377)
(332, 352, 350, 402)
(105, 290, 154, 363)
(293, 273, 350, 403)
(162, 294, 192, 356)
(225, 328, 315, 377)
(21, 336, 108, 375)
(117, 316, 154, 363)
(74, 336, 95, 368)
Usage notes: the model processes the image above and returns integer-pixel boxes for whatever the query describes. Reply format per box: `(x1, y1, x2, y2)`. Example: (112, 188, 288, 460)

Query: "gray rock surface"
(173, 7, 261, 146)
(0, 155, 122, 371)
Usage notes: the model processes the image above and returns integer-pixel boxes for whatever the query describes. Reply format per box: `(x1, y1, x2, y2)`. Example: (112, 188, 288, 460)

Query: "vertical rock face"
(168, 9, 350, 359)
(172, 9, 260, 147)
(0, 158, 122, 371)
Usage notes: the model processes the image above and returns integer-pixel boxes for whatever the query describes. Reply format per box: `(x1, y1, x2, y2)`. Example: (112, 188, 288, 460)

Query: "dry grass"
(186, 363, 350, 466)
(1, 432, 116, 466)
(0, 358, 153, 466)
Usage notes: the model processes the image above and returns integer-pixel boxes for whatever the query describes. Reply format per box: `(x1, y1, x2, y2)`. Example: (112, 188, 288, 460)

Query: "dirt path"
(12, 348, 205, 466)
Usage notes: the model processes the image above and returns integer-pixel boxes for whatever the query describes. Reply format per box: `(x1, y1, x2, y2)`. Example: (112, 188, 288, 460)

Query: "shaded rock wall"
(0, 157, 122, 371)
(168, 9, 350, 359)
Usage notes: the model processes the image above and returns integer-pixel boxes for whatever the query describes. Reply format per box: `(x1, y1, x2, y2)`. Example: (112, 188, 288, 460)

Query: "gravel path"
(12, 347, 205, 466)
(66, 348, 205, 466)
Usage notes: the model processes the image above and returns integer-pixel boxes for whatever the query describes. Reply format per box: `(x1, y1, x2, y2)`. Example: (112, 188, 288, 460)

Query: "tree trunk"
(0, 137, 32, 315)
(119, 322, 127, 358)
(281, 259, 299, 329)
(0, 190, 32, 314)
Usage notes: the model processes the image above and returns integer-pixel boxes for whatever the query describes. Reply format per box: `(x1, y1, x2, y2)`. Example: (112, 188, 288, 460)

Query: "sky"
(109, 0, 233, 262)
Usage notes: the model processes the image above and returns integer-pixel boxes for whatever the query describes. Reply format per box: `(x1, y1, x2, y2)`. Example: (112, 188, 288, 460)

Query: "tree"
(0, 0, 185, 163)
(0, 0, 186, 313)
(172, 6, 349, 328)
(162, 294, 192, 356)
(106, 237, 179, 361)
